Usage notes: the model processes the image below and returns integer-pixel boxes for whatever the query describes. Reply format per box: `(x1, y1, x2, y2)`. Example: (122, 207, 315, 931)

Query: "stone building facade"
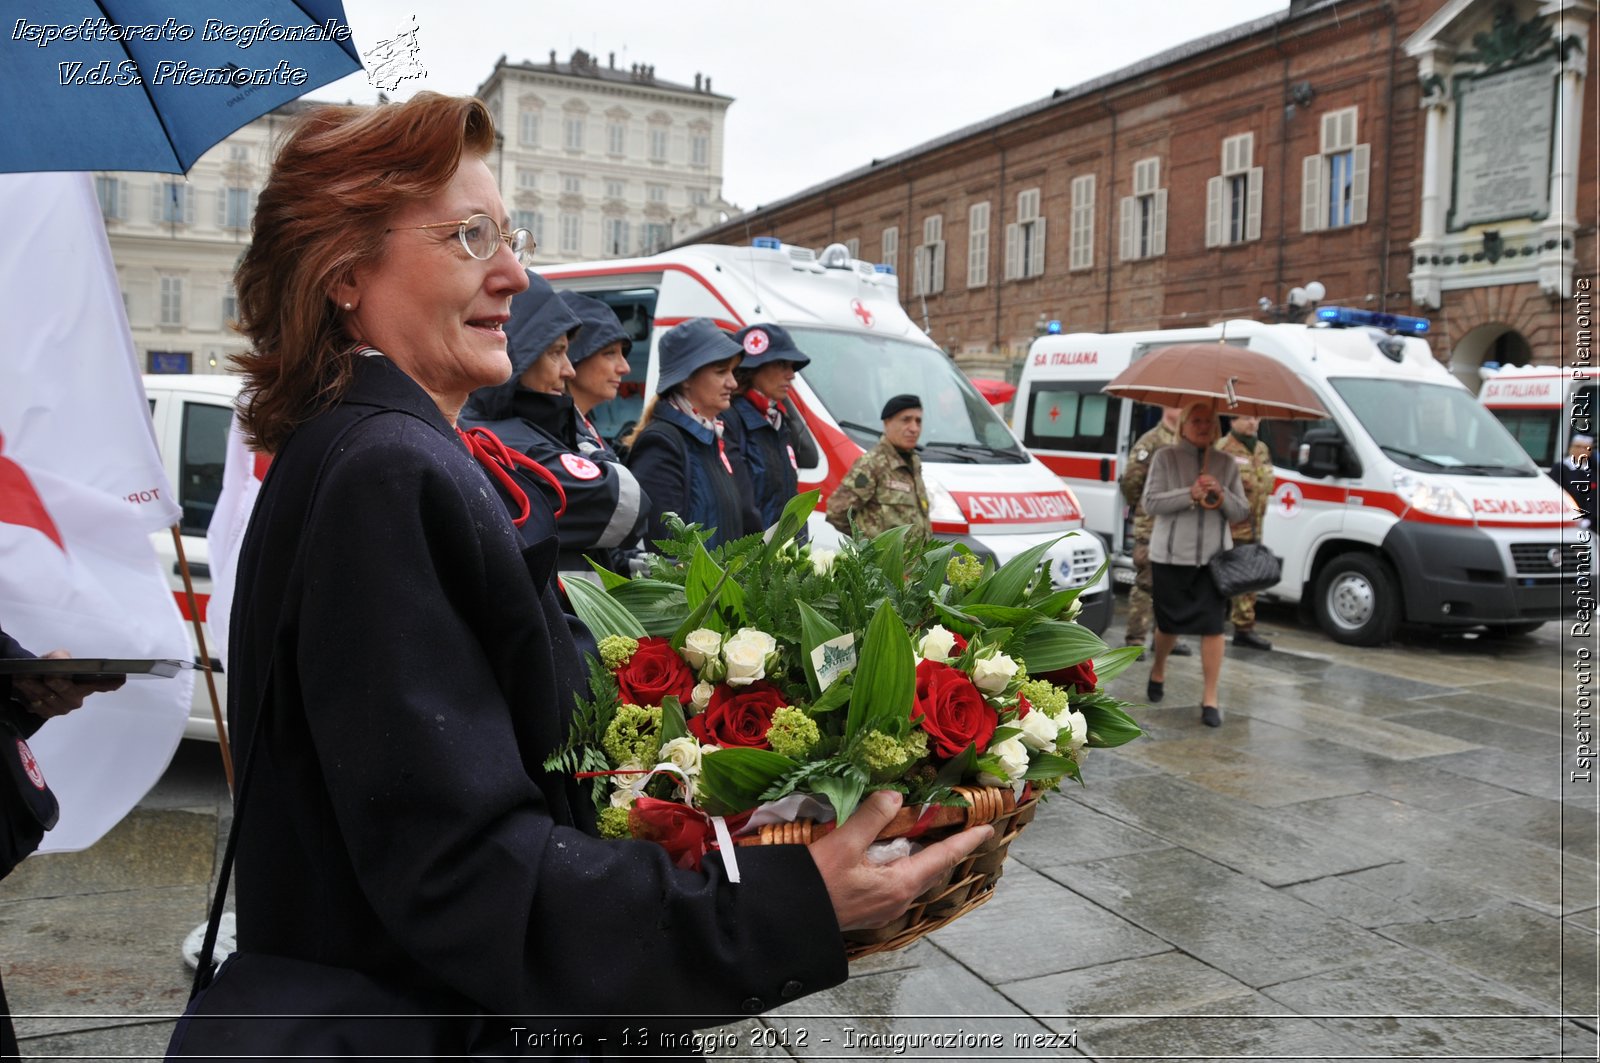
(690, 0, 1595, 388)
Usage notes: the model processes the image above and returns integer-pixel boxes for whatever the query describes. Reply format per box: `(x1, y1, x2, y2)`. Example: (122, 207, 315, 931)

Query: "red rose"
(688, 680, 786, 748)
(950, 632, 969, 654)
(615, 636, 696, 707)
(1039, 660, 1098, 695)
(630, 796, 713, 871)
(1016, 693, 1032, 718)
(912, 659, 998, 759)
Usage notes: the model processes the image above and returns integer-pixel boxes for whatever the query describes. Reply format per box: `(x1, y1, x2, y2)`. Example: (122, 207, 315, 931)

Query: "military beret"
(880, 394, 922, 420)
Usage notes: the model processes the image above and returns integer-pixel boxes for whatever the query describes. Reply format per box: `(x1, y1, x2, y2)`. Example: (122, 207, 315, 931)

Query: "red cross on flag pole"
(0, 172, 194, 854)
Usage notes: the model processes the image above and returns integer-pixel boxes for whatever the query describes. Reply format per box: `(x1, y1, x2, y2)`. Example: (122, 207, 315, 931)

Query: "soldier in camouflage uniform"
(826, 394, 931, 541)
(1120, 407, 1187, 655)
(1216, 414, 1276, 649)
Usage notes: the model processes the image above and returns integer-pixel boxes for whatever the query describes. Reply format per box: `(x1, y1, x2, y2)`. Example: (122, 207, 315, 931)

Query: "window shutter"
(117, 180, 128, 219)
(932, 240, 945, 293)
(1245, 167, 1263, 241)
(1150, 189, 1167, 257)
(1029, 218, 1046, 277)
(1301, 155, 1323, 232)
(151, 182, 162, 221)
(882, 226, 898, 270)
(1070, 175, 1094, 271)
(1119, 196, 1137, 260)
(1350, 144, 1371, 225)
(1134, 158, 1159, 196)
(1320, 111, 1339, 153)
(215, 189, 226, 228)
(912, 244, 927, 296)
(184, 188, 195, 224)
(1205, 176, 1224, 248)
(1004, 221, 1021, 280)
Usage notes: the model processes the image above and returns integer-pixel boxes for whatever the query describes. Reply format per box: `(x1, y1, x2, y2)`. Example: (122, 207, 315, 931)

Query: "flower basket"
(549, 491, 1142, 955)
(739, 785, 1040, 958)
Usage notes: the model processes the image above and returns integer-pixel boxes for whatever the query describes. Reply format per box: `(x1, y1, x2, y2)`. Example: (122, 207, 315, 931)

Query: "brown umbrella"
(1103, 343, 1328, 420)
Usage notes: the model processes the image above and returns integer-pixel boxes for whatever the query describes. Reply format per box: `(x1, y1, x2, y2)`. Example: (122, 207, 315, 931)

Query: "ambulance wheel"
(1314, 553, 1399, 646)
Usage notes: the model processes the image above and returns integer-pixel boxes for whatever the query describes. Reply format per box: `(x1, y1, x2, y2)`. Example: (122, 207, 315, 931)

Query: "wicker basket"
(735, 785, 1041, 960)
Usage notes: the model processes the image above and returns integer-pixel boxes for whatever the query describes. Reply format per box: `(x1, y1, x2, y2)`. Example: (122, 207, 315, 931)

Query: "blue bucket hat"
(559, 290, 633, 365)
(731, 323, 810, 370)
(655, 318, 743, 395)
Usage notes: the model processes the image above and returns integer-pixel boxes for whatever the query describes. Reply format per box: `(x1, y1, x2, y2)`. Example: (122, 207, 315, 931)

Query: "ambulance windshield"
(790, 327, 1027, 464)
(1331, 378, 1540, 476)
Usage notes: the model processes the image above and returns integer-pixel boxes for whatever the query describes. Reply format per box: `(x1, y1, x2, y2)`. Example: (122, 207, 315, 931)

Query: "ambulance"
(539, 238, 1114, 635)
(1477, 363, 1596, 468)
(1013, 307, 1582, 645)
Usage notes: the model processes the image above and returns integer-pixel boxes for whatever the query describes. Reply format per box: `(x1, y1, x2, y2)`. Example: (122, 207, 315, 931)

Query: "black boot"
(1233, 629, 1272, 651)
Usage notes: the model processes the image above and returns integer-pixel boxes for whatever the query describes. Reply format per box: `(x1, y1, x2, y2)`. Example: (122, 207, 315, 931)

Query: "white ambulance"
(539, 239, 1114, 634)
(143, 372, 240, 740)
(1013, 307, 1581, 645)
(1477, 364, 1597, 469)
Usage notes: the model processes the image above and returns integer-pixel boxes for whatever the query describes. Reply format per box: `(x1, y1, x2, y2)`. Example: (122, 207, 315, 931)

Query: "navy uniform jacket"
(628, 404, 754, 550)
(227, 355, 845, 1044)
(720, 392, 816, 535)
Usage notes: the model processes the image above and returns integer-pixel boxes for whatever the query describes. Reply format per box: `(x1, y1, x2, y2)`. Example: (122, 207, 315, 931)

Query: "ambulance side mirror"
(1297, 426, 1360, 479)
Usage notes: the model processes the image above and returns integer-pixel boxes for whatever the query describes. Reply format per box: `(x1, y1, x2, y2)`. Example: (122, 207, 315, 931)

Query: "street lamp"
(1260, 280, 1325, 322)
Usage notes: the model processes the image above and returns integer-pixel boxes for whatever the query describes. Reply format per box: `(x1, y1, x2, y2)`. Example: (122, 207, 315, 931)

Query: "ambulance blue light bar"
(874, 263, 896, 275)
(1315, 306, 1430, 335)
(751, 236, 782, 250)
(1047, 319, 1062, 334)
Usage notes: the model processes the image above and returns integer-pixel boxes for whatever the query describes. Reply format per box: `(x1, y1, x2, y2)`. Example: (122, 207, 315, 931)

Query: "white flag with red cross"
(0, 172, 194, 854)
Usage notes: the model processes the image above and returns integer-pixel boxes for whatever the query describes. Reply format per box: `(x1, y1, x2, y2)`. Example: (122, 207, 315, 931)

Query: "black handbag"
(1208, 541, 1282, 597)
(0, 714, 58, 878)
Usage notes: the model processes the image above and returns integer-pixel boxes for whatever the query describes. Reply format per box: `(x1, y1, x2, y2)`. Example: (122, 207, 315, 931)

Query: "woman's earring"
(343, 302, 353, 311)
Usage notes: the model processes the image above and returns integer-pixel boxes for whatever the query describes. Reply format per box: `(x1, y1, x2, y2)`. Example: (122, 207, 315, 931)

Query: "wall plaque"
(1449, 59, 1555, 230)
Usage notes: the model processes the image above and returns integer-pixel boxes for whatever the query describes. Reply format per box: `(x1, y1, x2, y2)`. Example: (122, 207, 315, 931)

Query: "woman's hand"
(808, 790, 993, 932)
(1193, 474, 1222, 508)
(14, 650, 125, 720)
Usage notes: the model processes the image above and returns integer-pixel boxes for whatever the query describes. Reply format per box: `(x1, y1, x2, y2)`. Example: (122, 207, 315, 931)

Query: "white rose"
(917, 624, 957, 662)
(1018, 708, 1061, 752)
(971, 652, 1019, 695)
(810, 548, 837, 574)
(609, 762, 645, 808)
(681, 628, 722, 671)
(690, 681, 715, 713)
(722, 628, 777, 687)
(978, 736, 1030, 786)
(1062, 710, 1089, 755)
(1059, 595, 1083, 622)
(659, 736, 703, 776)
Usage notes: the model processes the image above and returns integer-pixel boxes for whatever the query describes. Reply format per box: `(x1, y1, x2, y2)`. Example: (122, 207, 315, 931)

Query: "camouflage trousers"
(1228, 536, 1258, 630)
(1125, 539, 1154, 644)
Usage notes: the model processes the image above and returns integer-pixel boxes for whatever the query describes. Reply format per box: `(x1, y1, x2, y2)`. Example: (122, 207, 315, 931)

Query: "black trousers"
(2, 968, 19, 1059)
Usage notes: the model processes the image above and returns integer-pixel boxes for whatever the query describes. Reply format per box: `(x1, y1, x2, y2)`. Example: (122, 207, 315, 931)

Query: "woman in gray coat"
(1141, 401, 1249, 726)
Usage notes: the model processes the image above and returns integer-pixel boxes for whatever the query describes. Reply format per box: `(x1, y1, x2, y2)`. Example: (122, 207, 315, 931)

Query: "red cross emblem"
(1273, 482, 1304, 518)
(16, 738, 46, 790)
(742, 328, 770, 356)
(851, 299, 874, 328)
(1049, 405, 1061, 422)
(0, 431, 65, 552)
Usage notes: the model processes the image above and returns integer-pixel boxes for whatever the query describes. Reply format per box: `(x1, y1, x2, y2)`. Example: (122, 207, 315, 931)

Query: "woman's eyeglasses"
(389, 214, 535, 266)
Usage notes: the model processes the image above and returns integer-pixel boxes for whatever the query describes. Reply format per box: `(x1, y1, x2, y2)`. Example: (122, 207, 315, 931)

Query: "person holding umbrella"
(1141, 401, 1249, 727)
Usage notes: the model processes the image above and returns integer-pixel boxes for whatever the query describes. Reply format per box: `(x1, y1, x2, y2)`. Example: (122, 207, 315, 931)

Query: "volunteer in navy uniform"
(561, 290, 633, 462)
(625, 318, 752, 550)
(460, 274, 648, 572)
(721, 323, 818, 535)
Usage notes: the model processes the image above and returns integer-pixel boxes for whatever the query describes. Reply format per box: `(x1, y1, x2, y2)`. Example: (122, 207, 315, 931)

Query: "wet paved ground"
(2, 599, 1595, 1060)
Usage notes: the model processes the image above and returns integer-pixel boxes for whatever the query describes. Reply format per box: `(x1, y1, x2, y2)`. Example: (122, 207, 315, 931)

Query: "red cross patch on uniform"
(560, 453, 602, 481)
(742, 329, 770, 356)
(16, 737, 46, 791)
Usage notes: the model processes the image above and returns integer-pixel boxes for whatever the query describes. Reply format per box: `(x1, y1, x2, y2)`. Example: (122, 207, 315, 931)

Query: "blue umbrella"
(0, 0, 363, 174)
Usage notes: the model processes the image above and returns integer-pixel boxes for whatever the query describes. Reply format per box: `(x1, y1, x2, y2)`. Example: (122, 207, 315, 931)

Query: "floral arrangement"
(549, 491, 1142, 869)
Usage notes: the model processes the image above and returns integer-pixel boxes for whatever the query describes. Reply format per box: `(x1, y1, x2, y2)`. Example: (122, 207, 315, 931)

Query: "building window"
(221, 284, 237, 326)
(649, 127, 669, 162)
(519, 111, 540, 147)
(564, 115, 585, 152)
(559, 212, 581, 253)
(159, 275, 184, 325)
(690, 133, 709, 167)
(642, 222, 670, 254)
(517, 168, 539, 190)
(913, 214, 945, 296)
(607, 121, 626, 156)
(561, 174, 583, 195)
(647, 182, 667, 203)
(228, 144, 249, 163)
(512, 209, 538, 237)
(95, 176, 126, 220)
(605, 180, 625, 200)
(218, 186, 251, 230)
(152, 181, 193, 225)
(1302, 107, 1370, 231)
(604, 217, 631, 257)
(881, 225, 899, 272)
(1069, 175, 1095, 271)
(689, 187, 709, 206)
(1206, 133, 1263, 247)
(1005, 188, 1046, 280)
(846, 237, 860, 258)
(967, 201, 990, 288)
(1119, 157, 1167, 260)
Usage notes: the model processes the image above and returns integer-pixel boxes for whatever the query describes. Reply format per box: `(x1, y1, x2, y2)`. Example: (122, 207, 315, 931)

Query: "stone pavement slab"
(1390, 705, 1566, 758)
(1283, 861, 1509, 928)
(1047, 847, 1410, 988)
(1237, 697, 1484, 760)
(1007, 799, 1172, 869)
(1456, 792, 1600, 860)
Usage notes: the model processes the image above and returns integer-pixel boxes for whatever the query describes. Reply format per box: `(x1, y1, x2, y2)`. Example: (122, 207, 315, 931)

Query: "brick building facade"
(691, 0, 1595, 389)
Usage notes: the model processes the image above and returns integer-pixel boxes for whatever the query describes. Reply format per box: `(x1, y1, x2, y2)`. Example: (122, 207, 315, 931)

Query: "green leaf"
(696, 747, 799, 815)
(611, 580, 689, 637)
(1092, 644, 1144, 685)
(846, 600, 917, 741)
(809, 678, 854, 715)
(1020, 749, 1079, 781)
(1079, 699, 1143, 748)
(960, 603, 1043, 627)
(966, 535, 1064, 606)
(766, 489, 821, 550)
(872, 524, 910, 587)
(810, 772, 868, 827)
(796, 599, 844, 700)
(1016, 619, 1108, 673)
(659, 695, 688, 747)
(584, 557, 632, 591)
(932, 743, 979, 788)
(562, 575, 647, 639)
(671, 547, 749, 647)
(915, 542, 957, 599)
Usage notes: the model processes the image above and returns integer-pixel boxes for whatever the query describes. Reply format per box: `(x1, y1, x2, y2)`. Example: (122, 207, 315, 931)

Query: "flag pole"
(170, 524, 234, 793)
